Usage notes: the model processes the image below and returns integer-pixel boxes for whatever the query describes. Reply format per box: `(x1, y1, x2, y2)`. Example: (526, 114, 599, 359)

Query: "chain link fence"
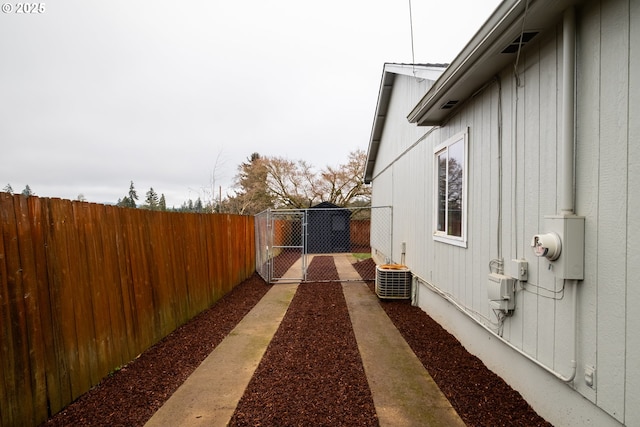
(255, 206, 392, 283)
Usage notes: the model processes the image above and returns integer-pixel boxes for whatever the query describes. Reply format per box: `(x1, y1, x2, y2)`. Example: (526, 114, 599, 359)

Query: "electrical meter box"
(543, 215, 585, 280)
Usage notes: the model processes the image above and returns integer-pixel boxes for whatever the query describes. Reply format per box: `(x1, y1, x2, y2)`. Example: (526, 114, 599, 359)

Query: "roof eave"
(407, 0, 582, 126)
(364, 69, 395, 184)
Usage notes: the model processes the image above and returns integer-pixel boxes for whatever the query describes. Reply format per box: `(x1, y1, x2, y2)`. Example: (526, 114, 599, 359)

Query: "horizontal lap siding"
(0, 193, 255, 426)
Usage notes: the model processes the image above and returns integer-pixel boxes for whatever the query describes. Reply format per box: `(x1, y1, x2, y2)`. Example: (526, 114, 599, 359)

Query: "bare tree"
(227, 149, 371, 214)
(199, 148, 225, 212)
(263, 157, 320, 208)
(318, 149, 370, 206)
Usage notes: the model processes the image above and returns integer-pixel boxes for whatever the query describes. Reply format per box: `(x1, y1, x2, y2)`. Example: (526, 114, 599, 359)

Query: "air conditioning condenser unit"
(375, 264, 412, 299)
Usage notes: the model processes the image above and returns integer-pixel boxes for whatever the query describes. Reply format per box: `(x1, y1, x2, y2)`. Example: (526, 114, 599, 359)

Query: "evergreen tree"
(159, 194, 167, 211)
(128, 181, 138, 207)
(116, 181, 139, 208)
(117, 196, 130, 207)
(194, 197, 203, 212)
(21, 185, 35, 197)
(144, 187, 159, 210)
(228, 152, 274, 215)
(3, 183, 13, 193)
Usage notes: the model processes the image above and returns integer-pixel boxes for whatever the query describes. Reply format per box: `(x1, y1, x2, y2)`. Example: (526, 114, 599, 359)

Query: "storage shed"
(306, 202, 351, 253)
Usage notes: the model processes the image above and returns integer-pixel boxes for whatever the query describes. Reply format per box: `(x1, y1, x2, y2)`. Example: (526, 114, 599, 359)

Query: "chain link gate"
(255, 206, 392, 283)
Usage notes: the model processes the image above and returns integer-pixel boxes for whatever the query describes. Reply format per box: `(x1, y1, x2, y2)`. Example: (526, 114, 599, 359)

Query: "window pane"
(437, 152, 447, 232)
(447, 140, 463, 237)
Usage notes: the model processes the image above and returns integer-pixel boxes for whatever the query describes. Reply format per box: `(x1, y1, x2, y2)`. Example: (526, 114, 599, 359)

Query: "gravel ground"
(41, 257, 551, 427)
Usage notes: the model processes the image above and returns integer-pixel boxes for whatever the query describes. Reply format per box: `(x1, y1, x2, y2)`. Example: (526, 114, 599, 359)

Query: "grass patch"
(352, 253, 371, 261)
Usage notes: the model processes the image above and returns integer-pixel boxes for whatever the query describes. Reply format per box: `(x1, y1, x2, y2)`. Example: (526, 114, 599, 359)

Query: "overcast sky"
(1, 0, 501, 207)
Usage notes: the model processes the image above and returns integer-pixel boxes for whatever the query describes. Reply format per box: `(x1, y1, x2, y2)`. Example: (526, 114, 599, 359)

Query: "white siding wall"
(369, 1, 638, 425)
(370, 73, 435, 263)
(625, 1, 640, 426)
(371, 74, 435, 181)
(575, 1, 639, 424)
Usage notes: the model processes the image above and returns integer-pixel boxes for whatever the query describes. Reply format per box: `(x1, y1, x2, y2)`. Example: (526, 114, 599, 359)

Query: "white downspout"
(561, 6, 576, 216)
(559, 6, 578, 383)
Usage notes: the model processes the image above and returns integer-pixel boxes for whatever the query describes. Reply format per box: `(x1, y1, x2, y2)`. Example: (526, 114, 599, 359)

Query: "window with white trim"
(434, 130, 467, 247)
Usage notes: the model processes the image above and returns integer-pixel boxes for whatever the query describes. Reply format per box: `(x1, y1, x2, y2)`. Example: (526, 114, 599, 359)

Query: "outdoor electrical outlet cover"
(585, 365, 596, 389)
(511, 259, 528, 281)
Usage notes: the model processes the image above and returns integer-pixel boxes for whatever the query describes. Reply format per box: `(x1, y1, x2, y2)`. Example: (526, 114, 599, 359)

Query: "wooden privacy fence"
(0, 193, 255, 427)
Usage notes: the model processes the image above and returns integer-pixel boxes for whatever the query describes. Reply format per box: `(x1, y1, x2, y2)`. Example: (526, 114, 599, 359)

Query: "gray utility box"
(544, 215, 585, 280)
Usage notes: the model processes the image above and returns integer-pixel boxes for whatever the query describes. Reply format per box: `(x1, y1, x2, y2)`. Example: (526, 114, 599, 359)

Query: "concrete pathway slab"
(338, 261, 465, 427)
(144, 281, 298, 427)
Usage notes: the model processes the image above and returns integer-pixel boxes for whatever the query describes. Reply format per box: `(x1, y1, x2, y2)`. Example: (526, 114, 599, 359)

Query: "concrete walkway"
(145, 255, 464, 426)
(336, 255, 465, 427)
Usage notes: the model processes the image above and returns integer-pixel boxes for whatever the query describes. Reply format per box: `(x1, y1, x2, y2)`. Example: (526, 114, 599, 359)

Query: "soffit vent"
(440, 100, 459, 110)
(501, 31, 539, 53)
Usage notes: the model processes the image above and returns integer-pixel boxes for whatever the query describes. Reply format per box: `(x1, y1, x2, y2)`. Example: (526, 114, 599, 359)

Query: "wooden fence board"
(196, 215, 211, 307)
(43, 198, 73, 412)
(51, 199, 85, 401)
(168, 213, 189, 327)
(95, 204, 120, 369)
(0, 194, 15, 427)
(15, 195, 48, 424)
(128, 209, 144, 351)
(164, 212, 183, 328)
(5, 195, 33, 423)
(138, 210, 157, 350)
(222, 215, 233, 293)
(84, 203, 113, 383)
(121, 210, 139, 353)
(127, 209, 153, 353)
(29, 196, 64, 416)
(150, 211, 176, 339)
(2, 194, 35, 424)
(70, 202, 100, 388)
(64, 201, 96, 396)
(184, 215, 201, 314)
(204, 214, 218, 302)
(100, 205, 127, 368)
(118, 208, 138, 358)
(50, 199, 82, 402)
(246, 216, 256, 277)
